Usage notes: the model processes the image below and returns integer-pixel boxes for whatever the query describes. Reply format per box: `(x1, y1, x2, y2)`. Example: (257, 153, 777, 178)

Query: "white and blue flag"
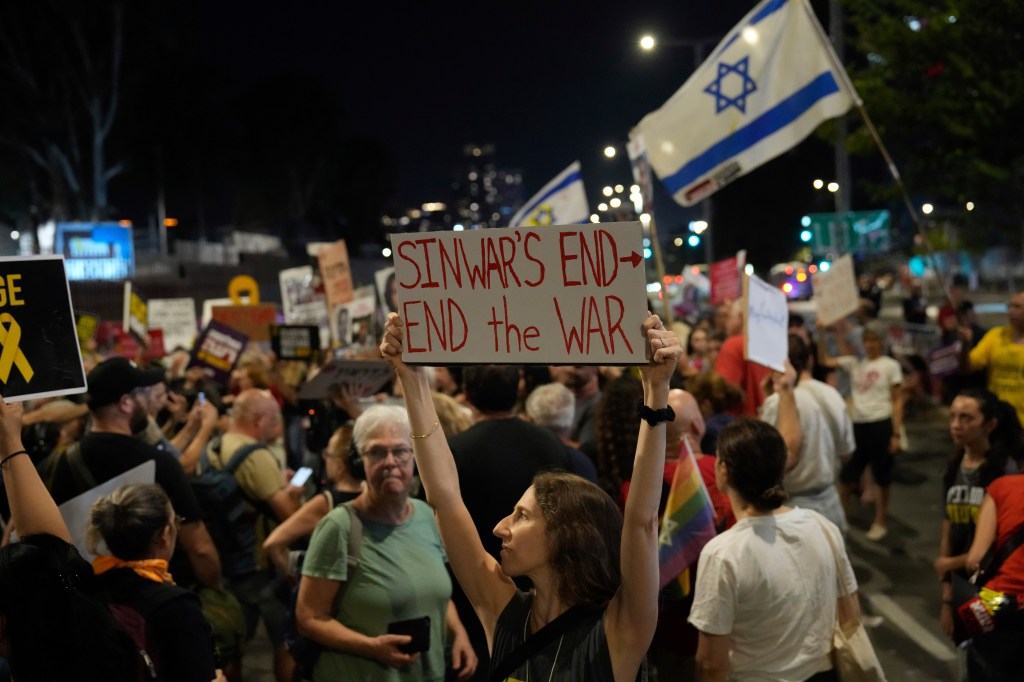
(509, 161, 589, 227)
(634, 0, 860, 207)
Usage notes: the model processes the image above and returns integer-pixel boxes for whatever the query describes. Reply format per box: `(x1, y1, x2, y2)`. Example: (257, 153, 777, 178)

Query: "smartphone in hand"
(387, 616, 431, 654)
(290, 466, 314, 487)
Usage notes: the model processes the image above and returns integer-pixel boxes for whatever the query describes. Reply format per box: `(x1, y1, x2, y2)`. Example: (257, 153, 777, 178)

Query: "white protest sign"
(147, 298, 197, 352)
(811, 254, 859, 327)
(58, 460, 156, 562)
(391, 222, 648, 364)
(201, 297, 234, 327)
(744, 274, 789, 372)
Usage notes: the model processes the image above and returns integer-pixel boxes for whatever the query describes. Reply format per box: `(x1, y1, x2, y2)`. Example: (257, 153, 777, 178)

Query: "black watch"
(637, 400, 675, 427)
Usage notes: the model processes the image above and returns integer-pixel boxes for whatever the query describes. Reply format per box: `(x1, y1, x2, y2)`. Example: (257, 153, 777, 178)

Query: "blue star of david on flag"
(704, 56, 758, 114)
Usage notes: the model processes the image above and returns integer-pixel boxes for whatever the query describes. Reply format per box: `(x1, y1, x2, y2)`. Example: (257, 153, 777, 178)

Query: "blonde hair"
(432, 392, 471, 438)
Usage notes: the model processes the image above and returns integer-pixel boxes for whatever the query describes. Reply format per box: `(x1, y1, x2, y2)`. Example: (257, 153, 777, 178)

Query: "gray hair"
(353, 404, 411, 452)
(526, 383, 575, 435)
(87, 484, 171, 560)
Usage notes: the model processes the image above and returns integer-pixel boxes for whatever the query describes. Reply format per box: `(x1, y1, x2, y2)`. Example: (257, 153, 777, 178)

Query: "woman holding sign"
(380, 311, 679, 681)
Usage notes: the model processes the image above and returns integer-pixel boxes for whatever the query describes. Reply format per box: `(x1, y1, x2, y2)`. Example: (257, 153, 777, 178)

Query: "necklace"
(523, 608, 565, 682)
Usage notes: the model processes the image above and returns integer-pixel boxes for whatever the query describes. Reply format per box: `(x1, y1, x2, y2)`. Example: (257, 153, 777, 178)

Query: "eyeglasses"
(362, 446, 414, 464)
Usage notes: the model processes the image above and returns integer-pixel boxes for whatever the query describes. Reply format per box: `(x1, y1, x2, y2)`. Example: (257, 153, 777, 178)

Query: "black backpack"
(285, 501, 363, 678)
(190, 441, 267, 578)
(107, 583, 196, 682)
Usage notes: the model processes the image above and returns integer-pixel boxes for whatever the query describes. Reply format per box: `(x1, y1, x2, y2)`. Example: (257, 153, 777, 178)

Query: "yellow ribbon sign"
(228, 275, 260, 305)
(0, 312, 34, 383)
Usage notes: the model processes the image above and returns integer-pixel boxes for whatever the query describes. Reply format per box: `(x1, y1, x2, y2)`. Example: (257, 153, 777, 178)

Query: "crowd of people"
(1, 273, 1023, 681)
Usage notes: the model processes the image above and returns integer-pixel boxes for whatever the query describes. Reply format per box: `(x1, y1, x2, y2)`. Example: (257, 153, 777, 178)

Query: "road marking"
(865, 593, 958, 664)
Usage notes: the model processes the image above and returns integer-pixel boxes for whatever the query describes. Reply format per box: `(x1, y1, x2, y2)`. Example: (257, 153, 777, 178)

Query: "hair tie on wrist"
(410, 419, 440, 440)
(0, 450, 29, 467)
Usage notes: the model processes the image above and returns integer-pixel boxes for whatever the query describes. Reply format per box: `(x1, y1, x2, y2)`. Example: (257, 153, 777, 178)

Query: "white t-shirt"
(836, 355, 903, 423)
(760, 385, 842, 494)
(689, 508, 857, 682)
(799, 379, 857, 459)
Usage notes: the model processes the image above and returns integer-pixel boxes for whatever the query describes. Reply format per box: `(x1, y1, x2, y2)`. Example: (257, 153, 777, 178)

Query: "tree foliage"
(843, 0, 1024, 236)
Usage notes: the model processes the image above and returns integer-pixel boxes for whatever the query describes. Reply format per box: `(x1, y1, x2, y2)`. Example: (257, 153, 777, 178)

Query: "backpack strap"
(339, 501, 363, 573)
(977, 522, 1024, 586)
(223, 442, 267, 475)
(65, 442, 97, 491)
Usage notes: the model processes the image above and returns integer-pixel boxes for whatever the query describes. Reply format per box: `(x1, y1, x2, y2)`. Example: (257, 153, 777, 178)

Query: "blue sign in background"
(56, 222, 135, 281)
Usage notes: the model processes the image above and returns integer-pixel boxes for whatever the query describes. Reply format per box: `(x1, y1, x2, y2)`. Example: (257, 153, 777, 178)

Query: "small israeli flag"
(635, 0, 860, 206)
(509, 161, 589, 228)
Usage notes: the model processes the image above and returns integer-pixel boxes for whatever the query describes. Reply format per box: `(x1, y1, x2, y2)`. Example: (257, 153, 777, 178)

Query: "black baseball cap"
(86, 357, 165, 409)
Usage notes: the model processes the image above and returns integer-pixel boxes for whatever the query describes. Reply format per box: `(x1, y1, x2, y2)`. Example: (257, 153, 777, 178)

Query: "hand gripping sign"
(0, 256, 87, 401)
(390, 222, 648, 365)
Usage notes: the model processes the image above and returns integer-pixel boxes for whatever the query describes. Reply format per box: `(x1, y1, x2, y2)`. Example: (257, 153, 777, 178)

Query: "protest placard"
(375, 266, 398, 317)
(318, 240, 354, 308)
(147, 297, 197, 353)
(811, 254, 859, 327)
(75, 311, 99, 351)
(122, 282, 148, 342)
(390, 222, 648, 364)
(211, 303, 278, 342)
(298, 360, 393, 401)
(928, 342, 961, 378)
(187, 320, 249, 385)
(332, 293, 376, 350)
(743, 273, 789, 372)
(59, 460, 155, 562)
(710, 252, 745, 305)
(271, 324, 320, 360)
(0, 256, 87, 401)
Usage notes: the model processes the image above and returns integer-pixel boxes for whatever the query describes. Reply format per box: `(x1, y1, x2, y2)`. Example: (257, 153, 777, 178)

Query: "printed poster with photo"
(331, 293, 377, 356)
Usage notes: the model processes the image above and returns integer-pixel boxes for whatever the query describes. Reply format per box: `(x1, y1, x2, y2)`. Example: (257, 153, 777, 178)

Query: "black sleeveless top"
(489, 591, 618, 682)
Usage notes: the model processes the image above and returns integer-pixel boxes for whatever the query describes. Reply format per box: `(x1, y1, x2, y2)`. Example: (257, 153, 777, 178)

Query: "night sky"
(196, 1, 827, 253)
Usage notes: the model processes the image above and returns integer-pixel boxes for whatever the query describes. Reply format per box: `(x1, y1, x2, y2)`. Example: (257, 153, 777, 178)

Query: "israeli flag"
(509, 161, 589, 227)
(635, 0, 860, 207)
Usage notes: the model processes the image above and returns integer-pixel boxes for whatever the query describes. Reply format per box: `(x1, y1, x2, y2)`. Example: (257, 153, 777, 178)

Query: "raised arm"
(966, 494, 997, 574)
(606, 314, 680, 682)
(263, 492, 332, 575)
(380, 314, 516, 633)
(0, 397, 71, 542)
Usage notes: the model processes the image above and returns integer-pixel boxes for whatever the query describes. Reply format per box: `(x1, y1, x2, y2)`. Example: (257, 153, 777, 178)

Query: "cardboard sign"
(75, 311, 100, 351)
(187, 320, 249, 385)
(318, 240, 354, 308)
(375, 266, 399, 317)
(390, 222, 648, 364)
(122, 282, 148, 342)
(710, 254, 743, 305)
(811, 254, 859, 327)
(297, 360, 393, 401)
(332, 294, 376, 346)
(147, 298, 197, 353)
(271, 324, 320, 360)
(0, 256, 87, 401)
(211, 303, 278, 342)
(743, 274, 789, 372)
(928, 342, 961, 378)
(58, 460, 155, 562)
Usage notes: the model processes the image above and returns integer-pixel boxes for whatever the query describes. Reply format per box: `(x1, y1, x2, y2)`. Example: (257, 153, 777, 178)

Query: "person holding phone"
(380, 312, 679, 681)
(296, 405, 477, 681)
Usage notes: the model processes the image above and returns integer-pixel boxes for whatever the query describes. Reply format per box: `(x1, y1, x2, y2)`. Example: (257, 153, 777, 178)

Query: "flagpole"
(804, 0, 953, 302)
(646, 215, 674, 324)
(853, 103, 953, 306)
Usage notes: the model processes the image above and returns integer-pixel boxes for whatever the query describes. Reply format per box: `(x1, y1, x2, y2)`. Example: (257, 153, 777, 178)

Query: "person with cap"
(45, 357, 223, 589)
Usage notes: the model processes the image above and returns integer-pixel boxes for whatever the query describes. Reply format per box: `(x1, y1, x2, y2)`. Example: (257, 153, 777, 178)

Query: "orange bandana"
(92, 555, 175, 584)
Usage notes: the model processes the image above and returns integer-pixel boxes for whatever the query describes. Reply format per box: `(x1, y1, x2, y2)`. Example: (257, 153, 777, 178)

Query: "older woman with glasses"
(296, 405, 477, 682)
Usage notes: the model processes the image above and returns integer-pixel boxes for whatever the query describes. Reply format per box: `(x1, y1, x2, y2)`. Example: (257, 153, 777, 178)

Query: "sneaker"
(865, 524, 888, 541)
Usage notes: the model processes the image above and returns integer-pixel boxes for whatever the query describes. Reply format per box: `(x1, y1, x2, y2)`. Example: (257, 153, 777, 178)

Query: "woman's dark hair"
(533, 472, 622, 609)
(0, 535, 139, 681)
(942, 388, 1019, 491)
(594, 373, 644, 497)
(87, 484, 171, 561)
(717, 418, 789, 511)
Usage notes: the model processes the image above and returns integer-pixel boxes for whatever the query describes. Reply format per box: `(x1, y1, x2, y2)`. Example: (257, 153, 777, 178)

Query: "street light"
(639, 35, 656, 51)
(966, 201, 975, 212)
(813, 179, 824, 190)
(922, 203, 934, 215)
(604, 146, 616, 159)
(827, 182, 839, 193)
(602, 186, 613, 197)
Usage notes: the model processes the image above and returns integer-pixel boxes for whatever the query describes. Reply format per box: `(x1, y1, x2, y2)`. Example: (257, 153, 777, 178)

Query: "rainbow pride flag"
(658, 439, 717, 595)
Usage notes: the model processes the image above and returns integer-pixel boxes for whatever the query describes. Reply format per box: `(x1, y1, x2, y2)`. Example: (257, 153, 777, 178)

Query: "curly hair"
(594, 373, 644, 497)
(533, 472, 622, 609)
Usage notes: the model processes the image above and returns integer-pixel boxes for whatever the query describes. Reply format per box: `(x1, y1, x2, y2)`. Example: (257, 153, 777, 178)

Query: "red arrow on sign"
(620, 251, 643, 268)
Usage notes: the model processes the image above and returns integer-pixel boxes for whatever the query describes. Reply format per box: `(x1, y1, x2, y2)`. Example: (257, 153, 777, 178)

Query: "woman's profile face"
(360, 425, 414, 499)
(690, 330, 708, 356)
(492, 486, 550, 578)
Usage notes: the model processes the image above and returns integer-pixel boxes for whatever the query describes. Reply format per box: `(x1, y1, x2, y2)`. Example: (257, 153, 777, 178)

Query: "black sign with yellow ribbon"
(0, 256, 87, 401)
